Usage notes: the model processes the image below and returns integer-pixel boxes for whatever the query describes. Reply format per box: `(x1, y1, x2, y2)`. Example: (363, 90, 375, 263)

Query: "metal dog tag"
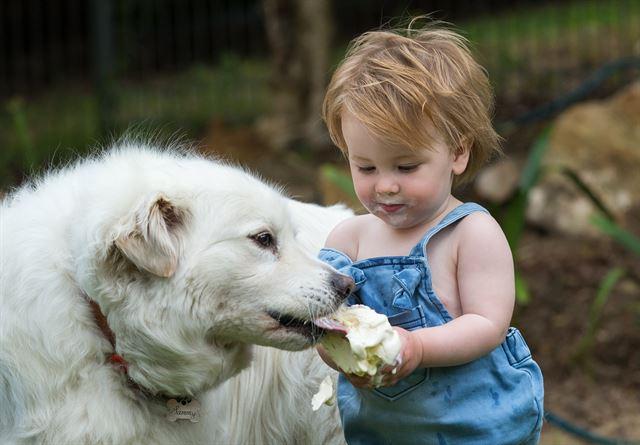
(166, 398, 201, 423)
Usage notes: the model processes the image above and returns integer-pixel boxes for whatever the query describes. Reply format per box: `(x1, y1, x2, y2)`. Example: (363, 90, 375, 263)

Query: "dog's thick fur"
(0, 143, 350, 444)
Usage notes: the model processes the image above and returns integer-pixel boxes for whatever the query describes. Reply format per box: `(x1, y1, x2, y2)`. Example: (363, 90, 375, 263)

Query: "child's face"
(342, 112, 468, 230)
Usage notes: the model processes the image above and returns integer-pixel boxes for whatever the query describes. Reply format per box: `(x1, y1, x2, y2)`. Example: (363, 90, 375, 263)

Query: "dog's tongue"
(313, 318, 348, 335)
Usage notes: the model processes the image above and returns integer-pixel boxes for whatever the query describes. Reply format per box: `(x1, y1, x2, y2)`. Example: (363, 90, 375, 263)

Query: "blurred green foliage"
(320, 164, 356, 199)
(0, 54, 269, 188)
(115, 55, 269, 129)
(572, 267, 626, 368)
(1, 0, 638, 189)
(591, 215, 640, 256)
(462, 0, 640, 90)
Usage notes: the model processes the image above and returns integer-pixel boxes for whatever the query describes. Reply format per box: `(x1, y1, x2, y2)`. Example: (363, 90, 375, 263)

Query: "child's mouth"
(379, 203, 403, 213)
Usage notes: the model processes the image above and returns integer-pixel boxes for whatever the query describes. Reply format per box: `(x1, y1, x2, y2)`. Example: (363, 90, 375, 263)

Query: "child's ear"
(452, 139, 471, 176)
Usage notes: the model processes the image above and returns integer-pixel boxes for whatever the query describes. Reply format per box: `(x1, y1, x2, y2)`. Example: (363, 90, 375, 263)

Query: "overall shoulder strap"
(409, 202, 489, 257)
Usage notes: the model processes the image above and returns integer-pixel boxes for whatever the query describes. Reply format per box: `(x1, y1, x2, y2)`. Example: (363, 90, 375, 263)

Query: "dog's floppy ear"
(115, 194, 186, 277)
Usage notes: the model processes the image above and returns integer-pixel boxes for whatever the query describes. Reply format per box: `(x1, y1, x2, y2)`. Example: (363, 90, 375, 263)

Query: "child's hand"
(340, 327, 424, 389)
(342, 372, 376, 389)
(378, 327, 423, 386)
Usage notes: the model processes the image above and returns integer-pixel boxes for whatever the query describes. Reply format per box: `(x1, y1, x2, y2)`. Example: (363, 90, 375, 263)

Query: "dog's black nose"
(331, 273, 355, 301)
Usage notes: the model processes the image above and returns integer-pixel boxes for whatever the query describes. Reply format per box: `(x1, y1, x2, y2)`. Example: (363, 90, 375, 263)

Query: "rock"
(526, 81, 640, 236)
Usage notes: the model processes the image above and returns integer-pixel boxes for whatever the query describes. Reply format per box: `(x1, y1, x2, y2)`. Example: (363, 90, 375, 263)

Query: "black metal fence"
(0, 0, 638, 185)
(1, 0, 267, 97)
(2, 0, 638, 99)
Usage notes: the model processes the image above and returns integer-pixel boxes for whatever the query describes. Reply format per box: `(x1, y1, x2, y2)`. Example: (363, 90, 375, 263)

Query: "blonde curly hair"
(322, 22, 501, 187)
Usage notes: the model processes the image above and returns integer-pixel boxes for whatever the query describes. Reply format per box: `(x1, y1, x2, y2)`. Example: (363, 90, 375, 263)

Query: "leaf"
(501, 126, 552, 252)
(503, 191, 528, 251)
(591, 215, 640, 256)
(519, 126, 551, 192)
(6, 98, 36, 166)
(515, 271, 531, 305)
(573, 267, 626, 364)
(560, 167, 616, 221)
(320, 164, 357, 199)
(591, 267, 625, 322)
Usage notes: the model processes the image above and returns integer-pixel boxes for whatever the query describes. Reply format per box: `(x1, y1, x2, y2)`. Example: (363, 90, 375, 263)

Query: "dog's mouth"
(267, 311, 325, 341)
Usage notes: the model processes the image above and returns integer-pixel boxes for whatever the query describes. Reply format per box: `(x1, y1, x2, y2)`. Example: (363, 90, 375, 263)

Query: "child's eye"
(398, 164, 419, 172)
(357, 166, 376, 173)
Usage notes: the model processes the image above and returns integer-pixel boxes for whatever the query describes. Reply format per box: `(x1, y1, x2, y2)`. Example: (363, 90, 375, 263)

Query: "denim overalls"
(318, 203, 544, 445)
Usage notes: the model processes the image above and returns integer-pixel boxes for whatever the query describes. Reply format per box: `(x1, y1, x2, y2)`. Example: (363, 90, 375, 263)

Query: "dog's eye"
(251, 231, 275, 249)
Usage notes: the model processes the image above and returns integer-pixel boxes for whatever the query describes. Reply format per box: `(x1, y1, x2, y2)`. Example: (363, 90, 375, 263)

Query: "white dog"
(0, 142, 352, 444)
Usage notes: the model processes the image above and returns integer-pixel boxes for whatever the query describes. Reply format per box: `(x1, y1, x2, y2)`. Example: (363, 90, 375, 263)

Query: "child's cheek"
(353, 181, 373, 209)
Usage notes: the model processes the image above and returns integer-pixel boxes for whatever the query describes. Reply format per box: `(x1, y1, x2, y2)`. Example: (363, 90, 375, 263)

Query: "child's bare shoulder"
(324, 214, 373, 261)
(455, 211, 511, 258)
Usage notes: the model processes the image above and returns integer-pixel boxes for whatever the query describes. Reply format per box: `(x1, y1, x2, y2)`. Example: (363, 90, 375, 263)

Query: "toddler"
(317, 22, 544, 445)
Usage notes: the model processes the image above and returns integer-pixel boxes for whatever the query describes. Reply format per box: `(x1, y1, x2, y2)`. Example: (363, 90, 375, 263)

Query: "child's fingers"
(380, 354, 403, 376)
(343, 373, 373, 388)
(379, 366, 401, 386)
(380, 362, 399, 374)
(380, 376, 398, 387)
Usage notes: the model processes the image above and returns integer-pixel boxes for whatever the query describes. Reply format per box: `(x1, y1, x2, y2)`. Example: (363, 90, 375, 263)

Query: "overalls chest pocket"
(374, 268, 430, 401)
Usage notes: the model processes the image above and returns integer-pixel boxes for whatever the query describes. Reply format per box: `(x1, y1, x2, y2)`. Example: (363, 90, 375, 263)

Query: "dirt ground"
(202, 122, 640, 444)
(518, 233, 640, 444)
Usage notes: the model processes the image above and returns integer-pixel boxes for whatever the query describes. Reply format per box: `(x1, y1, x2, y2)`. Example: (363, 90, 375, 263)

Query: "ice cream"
(317, 305, 402, 387)
(311, 375, 335, 411)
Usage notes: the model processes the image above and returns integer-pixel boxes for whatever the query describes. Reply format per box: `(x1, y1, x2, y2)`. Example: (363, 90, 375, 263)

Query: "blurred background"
(1, 0, 639, 443)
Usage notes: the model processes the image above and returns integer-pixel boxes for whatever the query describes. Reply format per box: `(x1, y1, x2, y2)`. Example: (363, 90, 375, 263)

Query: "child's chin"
(374, 212, 415, 229)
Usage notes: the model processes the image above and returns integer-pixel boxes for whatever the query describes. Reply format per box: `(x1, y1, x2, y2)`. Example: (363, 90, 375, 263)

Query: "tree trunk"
(260, 0, 332, 153)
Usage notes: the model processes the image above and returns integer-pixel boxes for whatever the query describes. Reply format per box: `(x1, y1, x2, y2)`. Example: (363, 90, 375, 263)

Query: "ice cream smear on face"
(313, 305, 402, 405)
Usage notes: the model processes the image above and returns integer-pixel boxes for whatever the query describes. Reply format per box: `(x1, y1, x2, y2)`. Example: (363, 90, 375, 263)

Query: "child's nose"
(375, 176, 400, 195)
